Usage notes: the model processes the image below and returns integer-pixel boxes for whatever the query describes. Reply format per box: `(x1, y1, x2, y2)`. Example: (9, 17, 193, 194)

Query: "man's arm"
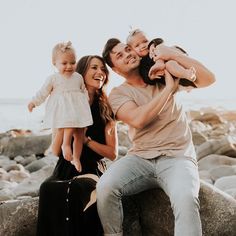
(154, 44, 216, 88)
(116, 71, 179, 129)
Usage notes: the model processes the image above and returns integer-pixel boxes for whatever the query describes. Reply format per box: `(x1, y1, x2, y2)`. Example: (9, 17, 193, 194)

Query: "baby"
(127, 29, 197, 88)
(28, 41, 93, 172)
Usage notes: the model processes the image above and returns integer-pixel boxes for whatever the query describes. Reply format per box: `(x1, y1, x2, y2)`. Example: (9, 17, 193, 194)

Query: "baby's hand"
(28, 102, 35, 112)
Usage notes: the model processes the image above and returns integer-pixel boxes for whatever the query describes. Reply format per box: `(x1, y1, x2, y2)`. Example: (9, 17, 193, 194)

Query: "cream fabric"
(108, 82, 196, 159)
(32, 72, 93, 129)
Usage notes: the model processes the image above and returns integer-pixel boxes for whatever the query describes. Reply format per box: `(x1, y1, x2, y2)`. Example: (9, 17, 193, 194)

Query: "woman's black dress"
(37, 99, 105, 236)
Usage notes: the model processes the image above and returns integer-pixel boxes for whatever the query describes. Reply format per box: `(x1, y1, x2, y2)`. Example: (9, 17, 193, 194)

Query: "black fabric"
(37, 99, 105, 236)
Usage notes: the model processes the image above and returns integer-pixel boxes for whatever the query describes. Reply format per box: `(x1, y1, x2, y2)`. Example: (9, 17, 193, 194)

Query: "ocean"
(0, 97, 236, 134)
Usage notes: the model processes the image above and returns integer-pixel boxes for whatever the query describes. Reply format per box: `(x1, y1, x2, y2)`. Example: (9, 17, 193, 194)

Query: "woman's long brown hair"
(76, 55, 114, 123)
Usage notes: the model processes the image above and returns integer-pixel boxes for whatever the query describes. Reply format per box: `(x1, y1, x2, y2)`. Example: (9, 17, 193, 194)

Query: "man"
(96, 38, 215, 236)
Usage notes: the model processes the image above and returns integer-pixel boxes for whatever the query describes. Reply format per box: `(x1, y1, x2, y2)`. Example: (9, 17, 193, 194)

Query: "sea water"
(0, 97, 235, 133)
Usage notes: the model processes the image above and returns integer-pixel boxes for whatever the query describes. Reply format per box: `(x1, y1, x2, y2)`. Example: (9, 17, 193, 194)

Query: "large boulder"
(0, 198, 38, 236)
(123, 181, 236, 236)
(1, 181, 235, 236)
(0, 134, 51, 158)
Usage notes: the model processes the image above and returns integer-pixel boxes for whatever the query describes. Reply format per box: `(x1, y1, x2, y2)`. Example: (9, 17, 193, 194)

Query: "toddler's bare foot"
(62, 145, 73, 161)
(186, 66, 197, 82)
(72, 159, 82, 172)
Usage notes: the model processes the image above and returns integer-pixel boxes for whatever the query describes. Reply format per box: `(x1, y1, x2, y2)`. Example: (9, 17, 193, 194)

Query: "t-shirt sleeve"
(108, 86, 134, 117)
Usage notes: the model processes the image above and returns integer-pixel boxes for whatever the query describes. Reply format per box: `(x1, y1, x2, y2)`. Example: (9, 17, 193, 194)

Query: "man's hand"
(148, 59, 165, 80)
(164, 70, 179, 94)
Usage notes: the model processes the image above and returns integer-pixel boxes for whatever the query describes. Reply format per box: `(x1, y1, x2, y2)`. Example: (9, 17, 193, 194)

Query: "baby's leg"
(52, 128, 63, 157)
(62, 128, 74, 161)
(72, 128, 84, 172)
(166, 60, 196, 80)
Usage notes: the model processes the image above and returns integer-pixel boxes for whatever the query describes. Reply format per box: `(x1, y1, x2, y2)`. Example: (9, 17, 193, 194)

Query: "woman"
(37, 55, 117, 236)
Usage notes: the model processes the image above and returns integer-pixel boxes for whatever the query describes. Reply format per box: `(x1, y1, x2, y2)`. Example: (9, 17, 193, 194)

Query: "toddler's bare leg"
(166, 60, 196, 80)
(62, 128, 74, 161)
(71, 128, 84, 172)
(52, 128, 63, 157)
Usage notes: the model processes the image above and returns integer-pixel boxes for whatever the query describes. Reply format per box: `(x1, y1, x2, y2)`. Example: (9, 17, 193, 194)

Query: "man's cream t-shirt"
(108, 82, 196, 160)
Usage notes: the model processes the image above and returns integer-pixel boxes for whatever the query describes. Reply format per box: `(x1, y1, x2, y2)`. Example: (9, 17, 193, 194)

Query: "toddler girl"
(28, 41, 93, 172)
(126, 29, 197, 88)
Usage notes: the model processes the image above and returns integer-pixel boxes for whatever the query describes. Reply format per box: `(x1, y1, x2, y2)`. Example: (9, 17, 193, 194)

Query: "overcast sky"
(1, 0, 236, 100)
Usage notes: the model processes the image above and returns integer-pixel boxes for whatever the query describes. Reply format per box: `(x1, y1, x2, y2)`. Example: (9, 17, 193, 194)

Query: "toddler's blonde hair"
(52, 41, 76, 65)
(126, 28, 145, 44)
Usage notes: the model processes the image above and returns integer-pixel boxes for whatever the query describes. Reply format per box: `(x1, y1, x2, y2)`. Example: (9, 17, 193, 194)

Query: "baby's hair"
(148, 38, 164, 49)
(52, 41, 76, 64)
(126, 28, 145, 44)
(148, 38, 188, 55)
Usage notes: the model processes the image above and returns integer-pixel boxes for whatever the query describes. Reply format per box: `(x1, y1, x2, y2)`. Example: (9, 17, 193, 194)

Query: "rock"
(20, 155, 38, 166)
(194, 112, 225, 125)
(0, 188, 16, 201)
(0, 134, 51, 158)
(198, 154, 236, 171)
(8, 169, 31, 183)
(214, 175, 236, 192)
(0, 159, 16, 170)
(225, 188, 236, 199)
(0, 198, 38, 236)
(196, 136, 236, 160)
(192, 131, 208, 145)
(199, 170, 213, 184)
(5, 163, 25, 172)
(117, 123, 132, 148)
(25, 155, 58, 173)
(0, 168, 10, 181)
(0, 180, 18, 190)
(209, 165, 236, 182)
(123, 181, 236, 236)
(12, 165, 55, 198)
(14, 155, 25, 164)
(118, 146, 128, 157)
(1, 181, 235, 236)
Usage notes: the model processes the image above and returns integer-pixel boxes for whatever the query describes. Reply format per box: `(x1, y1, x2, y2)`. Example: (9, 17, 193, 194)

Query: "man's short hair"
(102, 38, 121, 68)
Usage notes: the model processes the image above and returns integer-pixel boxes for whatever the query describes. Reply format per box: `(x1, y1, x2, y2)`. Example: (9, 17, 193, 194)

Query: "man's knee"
(97, 174, 121, 201)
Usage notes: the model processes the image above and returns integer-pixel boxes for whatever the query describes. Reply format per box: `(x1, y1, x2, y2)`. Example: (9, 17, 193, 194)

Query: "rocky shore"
(0, 107, 236, 235)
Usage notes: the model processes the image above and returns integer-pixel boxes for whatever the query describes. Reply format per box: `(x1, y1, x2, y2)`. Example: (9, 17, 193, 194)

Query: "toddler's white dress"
(31, 72, 93, 129)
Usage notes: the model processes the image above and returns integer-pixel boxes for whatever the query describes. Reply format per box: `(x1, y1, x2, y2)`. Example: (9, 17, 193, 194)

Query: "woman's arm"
(84, 121, 118, 161)
(154, 44, 216, 88)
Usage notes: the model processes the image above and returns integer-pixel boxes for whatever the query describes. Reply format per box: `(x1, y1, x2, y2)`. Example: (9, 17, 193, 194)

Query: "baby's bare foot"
(62, 145, 73, 161)
(186, 67, 197, 82)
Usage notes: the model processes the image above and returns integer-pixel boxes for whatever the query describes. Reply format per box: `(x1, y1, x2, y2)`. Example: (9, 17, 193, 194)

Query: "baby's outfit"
(31, 72, 93, 129)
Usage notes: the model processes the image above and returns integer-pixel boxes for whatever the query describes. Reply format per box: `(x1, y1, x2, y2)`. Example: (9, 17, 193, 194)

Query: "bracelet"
(85, 136, 92, 146)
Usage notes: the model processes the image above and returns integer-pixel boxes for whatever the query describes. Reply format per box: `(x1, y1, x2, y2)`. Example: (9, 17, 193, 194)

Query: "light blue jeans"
(96, 155, 202, 236)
